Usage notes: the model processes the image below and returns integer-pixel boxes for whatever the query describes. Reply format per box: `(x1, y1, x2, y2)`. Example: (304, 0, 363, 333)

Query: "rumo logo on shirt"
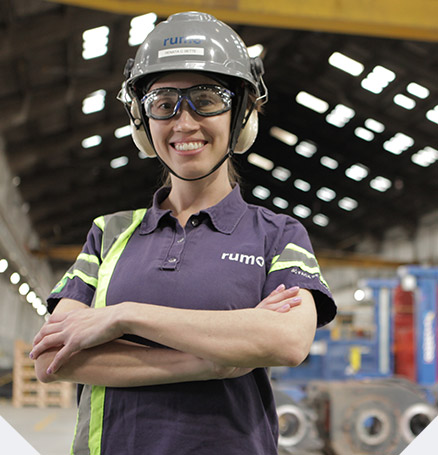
(221, 252, 265, 267)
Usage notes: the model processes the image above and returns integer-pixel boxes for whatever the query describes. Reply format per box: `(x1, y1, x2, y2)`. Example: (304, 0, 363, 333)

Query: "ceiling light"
(326, 104, 355, 127)
(294, 179, 311, 192)
(383, 133, 414, 155)
(19, 283, 30, 295)
(296, 141, 317, 158)
(247, 44, 264, 58)
(32, 297, 42, 309)
(37, 306, 47, 316)
(82, 90, 106, 114)
(269, 126, 298, 146)
(82, 135, 102, 148)
(354, 289, 366, 302)
(320, 156, 338, 169)
(296, 91, 329, 114)
(328, 52, 364, 76)
(110, 156, 129, 169)
(370, 176, 392, 192)
(273, 197, 289, 209)
(354, 127, 375, 141)
(293, 204, 311, 218)
(272, 166, 291, 181)
(345, 163, 369, 181)
(114, 125, 131, 138)
(82, 26, 109, 60)
(10, 272, 20, 285)
(361, 65, 396, 94)
(0, 259, 8, 273)
(252, 185, 271, 200)
(26, 291, 37, 303)
(247, 153, 274, 171)
(129, 13, 157, 46)
(364, 118, 385, 133)
(338, 197, 358, 211)
(426, 106, 438, 124)
(393, 94, 416, 110)
(407, 82, 430, 99)
(316, 187, 336, 202)
(411, 146, 438, 167)
(313, 213, 329, 227)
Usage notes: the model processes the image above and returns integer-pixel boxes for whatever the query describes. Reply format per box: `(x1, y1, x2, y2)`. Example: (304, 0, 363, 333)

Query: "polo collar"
(139, 184, 247, 235)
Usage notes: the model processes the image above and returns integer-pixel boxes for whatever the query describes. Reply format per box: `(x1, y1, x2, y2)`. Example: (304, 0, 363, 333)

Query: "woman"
(31, 12, 336, 455)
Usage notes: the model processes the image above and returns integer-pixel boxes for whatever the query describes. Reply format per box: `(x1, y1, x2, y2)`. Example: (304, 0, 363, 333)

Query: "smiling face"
(147, 72, 232, 182)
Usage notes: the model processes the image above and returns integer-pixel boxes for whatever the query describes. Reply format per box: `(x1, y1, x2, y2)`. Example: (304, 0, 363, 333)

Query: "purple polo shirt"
(48, 185, 336, 455)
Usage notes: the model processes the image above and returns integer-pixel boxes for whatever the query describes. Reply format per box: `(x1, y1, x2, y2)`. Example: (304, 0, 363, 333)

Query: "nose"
(172, 100, 200, 131)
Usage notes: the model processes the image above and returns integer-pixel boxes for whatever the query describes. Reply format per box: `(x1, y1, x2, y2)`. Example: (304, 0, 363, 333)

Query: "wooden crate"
(12, 340, 73, 408)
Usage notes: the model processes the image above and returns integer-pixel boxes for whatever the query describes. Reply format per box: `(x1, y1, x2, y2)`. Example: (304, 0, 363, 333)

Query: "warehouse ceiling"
(0, 0, 437, 270)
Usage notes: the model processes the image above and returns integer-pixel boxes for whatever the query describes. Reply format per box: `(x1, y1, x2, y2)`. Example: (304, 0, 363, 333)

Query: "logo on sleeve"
(221, 252, 265, 268)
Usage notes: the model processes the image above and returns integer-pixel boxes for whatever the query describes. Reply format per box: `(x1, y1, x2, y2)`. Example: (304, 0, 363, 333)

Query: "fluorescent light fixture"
(407, 82, 429, 99)
(296, 141, 317, 158)
(370, 176, 392, 192)
(338, 197, 358, 211)
(296, 91, 329, 114)
(361, 65, 396, 94)
(37, 305, 47, 316)
(82, 26, 109, 60)
(0, 259, 8, 273)
(354, 127, 375, 142)
(252, 185, 271, 200)
(411, 146, 438, 167)
(294, 179, 311, 192)
(316, 187, 336, 202)
(383, 133, 414, 155)
(426, 106, 438, 124)
(393, 94, 416, 110)
(320, 156, 338, 169)
(32, 297, 42, 309)
(272, 166, 291, 181)
(19, 283, 30, 295)
(110, 156, 129, 169)
(247, 44, 264, 58)
(326, 104, 355, 127)
(82, 89, 106, 114)
(114, 125, 132, 139)
(82, 135, 102, 149)
(129, 13, 157, 46)
(345, 163, 369, 181)
(328, 52, 364, 76)
(364, 118, 385, 133)
(10, 272, 20, 284)
(273, 197, 289, 209)
(247, 153, 274, 171)
(293, 204, 311, 219)
(26, 291, 37, 303)
(313, 213, 329, 227)
(269, 126, 298, 146)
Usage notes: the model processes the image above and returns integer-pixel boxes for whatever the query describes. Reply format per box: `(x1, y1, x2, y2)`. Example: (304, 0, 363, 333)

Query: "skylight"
(345, 163, 369, 181)
(252, 185, 271, 200)
(293, 204, 311, 218)
(407, 82, 430, 99)
(426, 106, 438, 124)
(411, 146, 438, 167)
(383, 133, 414, 155)
(247, 153, 274, 171)
(316, 187, 336, 202)
(393, 94, 416, 110)
(110, 156, 129, 169)
(361, 65, 396, 94)
(326, 104, 355, 128)
(313, 214, 329, 227)
(296, 141, 317, 158)
(355, 127, 375, 142)
(338, 197, 358, 211)
(273, 197, 289, 209)
(328, 52, 364, 76)
(294, 179, 311, 192)
(364, 118, 385, 133)
(82, 26, 109, 60)
(129, 13, 157, 46)
(82, 89, 106, 114)
(114, 125, 132, 138)
(269, 127, 298, 146)
(296, 91, 329, 114)
(370, 176, 392, 192)
(82, 135, 102, 148)
(320, 156, 338, 169)
(247, 44, 264, 58)
(272, 167, 291, 181)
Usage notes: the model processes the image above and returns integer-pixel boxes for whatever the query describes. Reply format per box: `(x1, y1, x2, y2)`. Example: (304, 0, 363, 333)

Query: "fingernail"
(281, 304, 290, 311)
(275, 284, 286, 291)
(29, 352, 33, 359)
(46, 368, 53, 375)
(291, 297, 301, 303)
(289, 286, 299, 292)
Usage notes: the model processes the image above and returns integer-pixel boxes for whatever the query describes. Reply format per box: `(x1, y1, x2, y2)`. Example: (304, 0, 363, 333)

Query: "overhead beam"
(48, 0, 438, 41)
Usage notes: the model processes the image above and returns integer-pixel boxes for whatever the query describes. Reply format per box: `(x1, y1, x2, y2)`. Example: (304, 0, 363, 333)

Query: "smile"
(173, 141, 206, 152)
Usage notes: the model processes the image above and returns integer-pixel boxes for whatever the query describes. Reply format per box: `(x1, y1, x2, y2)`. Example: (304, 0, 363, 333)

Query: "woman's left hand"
(30, 306, 123, 375)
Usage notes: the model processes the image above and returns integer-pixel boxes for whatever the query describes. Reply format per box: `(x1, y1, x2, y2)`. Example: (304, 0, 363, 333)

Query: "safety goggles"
(141, 85, 234, 120)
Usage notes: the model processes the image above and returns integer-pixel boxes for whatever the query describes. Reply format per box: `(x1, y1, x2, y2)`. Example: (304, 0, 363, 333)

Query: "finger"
(30, 333, 65, 360)
(263, 286, 300, 305)
(33, 321, 64, 346)
(46, 344, 75, 375)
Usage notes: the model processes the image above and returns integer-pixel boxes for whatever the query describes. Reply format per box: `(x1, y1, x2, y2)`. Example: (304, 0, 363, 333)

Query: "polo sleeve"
(262, 216, 336, 327)
(46, 219, 103, 313)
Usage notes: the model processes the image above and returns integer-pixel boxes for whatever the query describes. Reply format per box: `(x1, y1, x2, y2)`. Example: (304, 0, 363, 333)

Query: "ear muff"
(234, 109, 258, 154)
(130, 99, 156, 157)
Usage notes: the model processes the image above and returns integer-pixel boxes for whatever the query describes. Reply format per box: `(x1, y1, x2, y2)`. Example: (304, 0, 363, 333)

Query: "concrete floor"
(0, 399, 77, 455)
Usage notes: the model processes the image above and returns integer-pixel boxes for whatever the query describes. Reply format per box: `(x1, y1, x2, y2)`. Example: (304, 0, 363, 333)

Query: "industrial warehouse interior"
(0, 0, 437, 454)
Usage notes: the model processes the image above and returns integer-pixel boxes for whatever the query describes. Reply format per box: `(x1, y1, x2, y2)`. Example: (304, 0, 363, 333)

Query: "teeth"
(174, 142, 204, 151)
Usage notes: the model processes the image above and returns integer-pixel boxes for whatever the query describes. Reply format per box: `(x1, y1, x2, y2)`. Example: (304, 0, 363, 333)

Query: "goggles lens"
(141, 85, 234, 120)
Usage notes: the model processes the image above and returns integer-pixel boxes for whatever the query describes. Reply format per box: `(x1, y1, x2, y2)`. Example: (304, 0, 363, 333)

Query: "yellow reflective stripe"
(78, 252, 100, 265)
(269, 259, 330, 289)
(284, 242, 316, 259)
(94, 215, 105, 231)
(65, 270, 98, 288)
(89, 385, 105, 455)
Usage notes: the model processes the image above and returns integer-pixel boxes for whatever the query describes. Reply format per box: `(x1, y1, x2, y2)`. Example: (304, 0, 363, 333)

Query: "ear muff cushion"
(234, 110, 258, 154)
(130, 100, 156, 157)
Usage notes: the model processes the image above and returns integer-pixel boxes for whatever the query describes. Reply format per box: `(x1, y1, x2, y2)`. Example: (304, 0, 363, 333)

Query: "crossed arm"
(32, 285, 317, 387)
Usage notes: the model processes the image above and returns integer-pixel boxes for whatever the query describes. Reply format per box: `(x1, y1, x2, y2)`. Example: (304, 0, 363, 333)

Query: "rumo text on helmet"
(163, 37, 202, 46)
